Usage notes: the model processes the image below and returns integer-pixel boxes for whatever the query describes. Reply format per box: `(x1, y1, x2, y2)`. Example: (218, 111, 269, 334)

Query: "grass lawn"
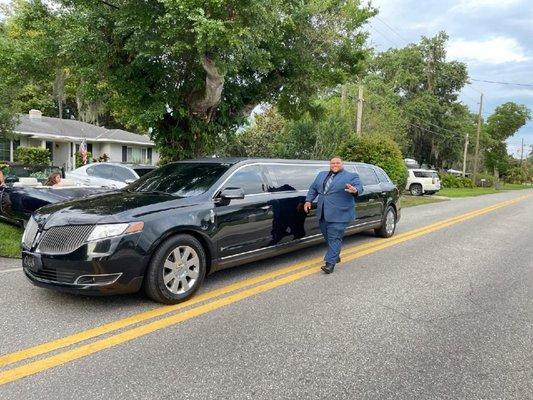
(439, 184, 531, 198)
(0, 221, 23, 258)
(401, 195, 448, 208)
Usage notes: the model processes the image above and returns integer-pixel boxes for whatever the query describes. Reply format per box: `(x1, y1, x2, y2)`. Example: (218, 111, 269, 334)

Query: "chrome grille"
(22, 218, 39, 249)
(37, 225, 94, 254)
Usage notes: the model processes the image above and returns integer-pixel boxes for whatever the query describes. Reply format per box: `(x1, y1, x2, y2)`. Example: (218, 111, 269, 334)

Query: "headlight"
(87, 222, 144, 241)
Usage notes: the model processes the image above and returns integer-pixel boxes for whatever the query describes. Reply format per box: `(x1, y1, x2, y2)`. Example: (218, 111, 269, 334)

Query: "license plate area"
(22, 252, 42, 272)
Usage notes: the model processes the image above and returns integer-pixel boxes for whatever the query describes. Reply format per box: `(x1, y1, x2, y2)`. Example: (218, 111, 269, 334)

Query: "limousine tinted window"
(127, 162, 229, 197)
(357, 165, 379, 186)
(266, 164, 325, 191)
(374, 167, 391, 184)
(222, 165, 265, 195)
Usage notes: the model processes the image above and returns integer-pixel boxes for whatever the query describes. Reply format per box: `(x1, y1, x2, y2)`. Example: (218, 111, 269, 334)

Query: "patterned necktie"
(324, 173, 335, 193)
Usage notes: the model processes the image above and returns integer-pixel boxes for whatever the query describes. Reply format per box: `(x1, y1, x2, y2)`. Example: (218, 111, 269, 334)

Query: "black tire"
(409, 183, 423, 196)
(143, 234, 207, 304)
(374, 206, 397, 238)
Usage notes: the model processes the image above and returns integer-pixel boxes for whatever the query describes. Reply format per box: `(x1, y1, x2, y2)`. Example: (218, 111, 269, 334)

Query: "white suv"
(406, 169, 441, 196)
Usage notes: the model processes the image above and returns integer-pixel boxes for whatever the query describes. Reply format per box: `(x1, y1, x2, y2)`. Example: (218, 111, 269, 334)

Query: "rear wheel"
(374, 206, 397, 238)
(144, 234, 206, 304)
(409, 183, 423, 196)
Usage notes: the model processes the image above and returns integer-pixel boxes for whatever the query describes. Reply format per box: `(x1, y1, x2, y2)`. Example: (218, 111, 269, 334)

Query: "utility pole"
(472, 93, 483, 183)
(520, 138, 525, 164)
(356, 85, 364, 136)
(462, 131, 469, 178)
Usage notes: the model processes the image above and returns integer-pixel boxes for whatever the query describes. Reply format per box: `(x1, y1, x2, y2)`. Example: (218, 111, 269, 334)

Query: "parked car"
(0, 179, 112, 226)
(66, 163, 148, 188)
(405, 169, 441, 196)
(21, 158, 401, 304)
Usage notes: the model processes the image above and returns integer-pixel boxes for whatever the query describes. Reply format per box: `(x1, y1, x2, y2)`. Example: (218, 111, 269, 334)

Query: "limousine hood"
(35, 191, 195, 228)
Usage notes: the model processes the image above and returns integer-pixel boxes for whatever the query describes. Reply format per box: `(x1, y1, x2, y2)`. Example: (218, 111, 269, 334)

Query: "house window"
(124, 146, 150, 164)
(0, 138, 10, 161)
(0, 138, 18, 161)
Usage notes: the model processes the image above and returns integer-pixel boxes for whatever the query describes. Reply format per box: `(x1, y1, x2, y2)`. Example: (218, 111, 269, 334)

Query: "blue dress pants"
(319, 218, 348, 265)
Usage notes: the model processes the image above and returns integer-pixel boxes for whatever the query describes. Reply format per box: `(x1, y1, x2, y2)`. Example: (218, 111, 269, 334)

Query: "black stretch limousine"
(22, 158, 401, 304)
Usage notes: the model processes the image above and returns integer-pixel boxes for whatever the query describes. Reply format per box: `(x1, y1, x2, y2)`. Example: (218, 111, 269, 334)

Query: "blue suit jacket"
(305, 169, 364, 223)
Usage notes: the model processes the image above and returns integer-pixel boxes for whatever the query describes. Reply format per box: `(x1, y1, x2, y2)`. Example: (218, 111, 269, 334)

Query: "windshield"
(125, 162, 230, 197)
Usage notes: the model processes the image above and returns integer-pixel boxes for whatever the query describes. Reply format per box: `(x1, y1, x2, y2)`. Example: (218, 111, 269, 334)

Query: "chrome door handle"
(260, 205, 272, 210)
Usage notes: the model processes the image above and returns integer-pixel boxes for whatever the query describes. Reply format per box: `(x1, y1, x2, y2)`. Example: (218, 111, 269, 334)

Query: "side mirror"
(220, 188, 245, 200)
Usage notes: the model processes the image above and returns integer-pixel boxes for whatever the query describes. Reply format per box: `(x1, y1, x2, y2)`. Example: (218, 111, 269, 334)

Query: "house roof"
(15, 114, 155, 146)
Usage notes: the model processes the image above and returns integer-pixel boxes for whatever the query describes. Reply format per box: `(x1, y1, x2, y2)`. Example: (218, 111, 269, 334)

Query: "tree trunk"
(187, 55, 225, 123)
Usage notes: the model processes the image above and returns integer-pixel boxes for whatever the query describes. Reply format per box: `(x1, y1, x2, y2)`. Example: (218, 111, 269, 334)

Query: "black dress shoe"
(321, 263, 335, 274)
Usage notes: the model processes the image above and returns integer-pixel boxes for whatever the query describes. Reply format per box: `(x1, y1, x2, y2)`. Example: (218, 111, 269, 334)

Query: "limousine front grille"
(37, 225, 94, 254)
(30, 265, 76, 284)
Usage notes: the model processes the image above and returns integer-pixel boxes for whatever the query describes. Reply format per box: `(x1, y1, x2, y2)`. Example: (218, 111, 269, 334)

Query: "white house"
(0, 110, 159, 170)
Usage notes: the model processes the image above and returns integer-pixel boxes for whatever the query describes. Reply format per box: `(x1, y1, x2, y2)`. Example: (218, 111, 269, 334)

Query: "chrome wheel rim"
(163, 246, 200, 295)
(412, 186, 421, 195)
(385, 210, 395, 235)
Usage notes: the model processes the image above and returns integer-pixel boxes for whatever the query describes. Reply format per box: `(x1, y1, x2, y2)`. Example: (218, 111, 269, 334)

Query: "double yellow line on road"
(1, 193, 531, 385)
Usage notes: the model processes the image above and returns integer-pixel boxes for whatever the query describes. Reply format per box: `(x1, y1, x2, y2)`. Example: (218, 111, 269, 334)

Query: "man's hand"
(345, 184, 358, 194)
(303, 201, 312, 213)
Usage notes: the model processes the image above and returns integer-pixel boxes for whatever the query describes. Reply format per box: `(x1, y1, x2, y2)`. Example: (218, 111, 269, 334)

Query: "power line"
(368, 24, 403, 48)
(374, 16, 410, 45)
(471, 78, 533, 88)
(369, 90, 466, 139)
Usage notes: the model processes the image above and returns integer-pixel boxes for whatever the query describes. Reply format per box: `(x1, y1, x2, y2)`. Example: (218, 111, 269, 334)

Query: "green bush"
(474, 172, 494, 187)
(505, 165, 528, 184)
(14, 147, 51, 165)
(459, 177, 474, 188)
(440, 173, 474, 188)
(337, 133, 407, 189)
(440, 173, 458, 188)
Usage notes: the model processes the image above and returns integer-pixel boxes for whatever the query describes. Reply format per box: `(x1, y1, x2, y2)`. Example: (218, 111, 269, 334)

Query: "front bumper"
(22, 233, 149, 296)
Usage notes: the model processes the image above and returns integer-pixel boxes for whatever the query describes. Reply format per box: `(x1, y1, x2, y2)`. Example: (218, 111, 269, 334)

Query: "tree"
(484, 102, 531, 184)
(52, 0, 376, 161)
(369, 32, 470, 168)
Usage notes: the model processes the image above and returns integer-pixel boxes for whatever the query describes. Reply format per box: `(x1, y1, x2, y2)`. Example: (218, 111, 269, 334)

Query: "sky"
(1, 0, 531, 159)
(367, 0, 533, 159)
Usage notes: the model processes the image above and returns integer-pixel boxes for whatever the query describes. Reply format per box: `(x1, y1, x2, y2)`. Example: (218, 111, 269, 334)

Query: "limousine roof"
(172, 157, 372, 167)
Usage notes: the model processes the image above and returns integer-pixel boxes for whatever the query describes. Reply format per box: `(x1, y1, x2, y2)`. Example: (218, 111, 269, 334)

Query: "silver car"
(66, 163, 143, 189)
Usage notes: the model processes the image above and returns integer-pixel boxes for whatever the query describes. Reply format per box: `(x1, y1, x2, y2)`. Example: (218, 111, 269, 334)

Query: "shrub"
(474, 172, 493, 187)
(14, 147, 51, 165)
(459, 177, 474, 188)
(440, 173, 458, 188)
(337, 133, 407, 189)
(440, 173, 474, 188)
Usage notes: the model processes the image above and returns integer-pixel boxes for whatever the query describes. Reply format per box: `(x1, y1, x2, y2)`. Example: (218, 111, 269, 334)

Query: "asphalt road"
(1, 189, 532, 399)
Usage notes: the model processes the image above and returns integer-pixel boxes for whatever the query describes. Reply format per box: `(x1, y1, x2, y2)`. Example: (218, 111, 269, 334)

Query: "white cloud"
(451, 0, 523, 12)
(447, 37, 528, 64)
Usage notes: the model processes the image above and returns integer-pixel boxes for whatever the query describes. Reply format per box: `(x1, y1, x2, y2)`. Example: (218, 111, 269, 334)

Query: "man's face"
(330, 158, 343, 173)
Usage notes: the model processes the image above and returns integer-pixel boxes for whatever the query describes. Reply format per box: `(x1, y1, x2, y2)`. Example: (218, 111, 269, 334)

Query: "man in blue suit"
(304, 157, 364, 274)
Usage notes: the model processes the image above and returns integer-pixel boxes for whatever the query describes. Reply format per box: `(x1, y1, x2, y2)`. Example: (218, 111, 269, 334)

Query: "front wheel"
(144, 234, 207, 304)
(374, 206, 397, 238)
